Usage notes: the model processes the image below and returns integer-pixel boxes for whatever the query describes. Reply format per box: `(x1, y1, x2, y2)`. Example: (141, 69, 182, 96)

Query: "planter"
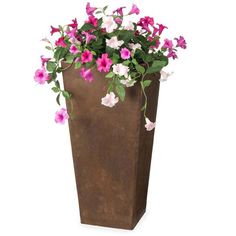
(62, 63, 160, 230)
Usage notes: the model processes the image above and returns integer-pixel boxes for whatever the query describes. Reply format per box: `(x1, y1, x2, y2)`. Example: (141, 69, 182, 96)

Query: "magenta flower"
(70, 44, 79, 55)
(50, 26, 60, 35)
(68, 18, 78, 28)
(129, 4, 140, 15)
(175, 36, 187, 49)
(96, 53, 113, 72)
(167, 50, 178, 59)
(114, 17, 123, 25)
(82, 31, 96, 44)
(40, 56, 50, 67)
(55, 108, 69, 124)
(113, 6, 126, 15)
(86, 2, 96, 16)
(34, 68, 50, 85)
(137, 16, 154, 32)
(162, 39, 173, 50)
(81, 50, 93, 63)
(120, 48, 131, 60)
(55, 37, 67, 48)
(157, 24, 168, 35)
(86, 15, 98, 27)
(66, 28, 77, 39)
(80, 67, 94, 82)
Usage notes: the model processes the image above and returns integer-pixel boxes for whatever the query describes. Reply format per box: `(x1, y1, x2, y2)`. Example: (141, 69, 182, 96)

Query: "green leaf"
(146, 60, 167, 74)
(65, 54, 75, 63)
(135, 64, 145, 74)
(103, 5, 108, 12)
(105, 71, 115, 78)
(123, 60, 130, 66)
(141, 80, 152, 89)
(107, 82, 113, 93)
(56, 93, 61, 106)
(51, 87, 60, 93)
(112, 53, 120, 64)
(46, 61, 56, 72)
(116, 85, 125, 102)
(62, 90, 71, 99)
(95, 10, 102, 14)
(45, 46, 52, 50)
(75, 62, 82, 69)
(80, 23, 94, 31)
(132, 58, 138, 65)
(54, 47, 67, 62)
(55, 80, 60, 89)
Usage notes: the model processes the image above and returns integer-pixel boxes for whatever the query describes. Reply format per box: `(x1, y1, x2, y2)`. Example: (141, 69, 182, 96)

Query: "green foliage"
(75, 62, 82, 69)
(146, 60, 167, 74)
(62, 90, 71, 99)
(46, 61, 57, 72)
(52, 87, 60, 93)
(105, 71, 115, 78)
(135, 64, 145, 74)
(141, 80, 152, 89)
(54, 47, 68, 62)
(116, 85, 125, 101)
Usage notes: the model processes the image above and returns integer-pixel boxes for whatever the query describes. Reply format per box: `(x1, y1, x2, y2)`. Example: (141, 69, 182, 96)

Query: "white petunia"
(160, 70, 174, 82)
(128, 43, 142, 52)
(102, 16, 118, 33)
(101, 92, 119, 108)
(145, 118, 156, 131)
(112, 64, 130, 78)
(124, 21, 134, 31)
(120, 76, 136, 87)
(106, 36, 124, 50)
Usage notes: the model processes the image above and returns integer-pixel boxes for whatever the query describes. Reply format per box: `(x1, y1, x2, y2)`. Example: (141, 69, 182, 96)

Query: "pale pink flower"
(145, 118, 155, 131)
(124, 21, 134, 31)
(106, 36, 124, 50)
(96, 53, 113, 72)
(80, 68, 94, 82)
(162, 39, 173, 49)
(86, 2, 96, 16)
(112, 64, 129, 78)
(101, 92, 119, 108)
(82, 31, 96, 44)
(81, 50, 93, 63)
(129, 4, 140, 15)
(55, 108, 69, 124)
(102, 16, 117, 33)
(128, 43, 141, 52)
(120, 48, 131, 59)
(175, 36, 187, 49)
(120, 76, 136, 87)
(160, 70, 174, 82)
(34, 68, 50, 85)
(40, 56, 50, 67)
(55, 37, 67, 48)
(69, 44, 80, 55)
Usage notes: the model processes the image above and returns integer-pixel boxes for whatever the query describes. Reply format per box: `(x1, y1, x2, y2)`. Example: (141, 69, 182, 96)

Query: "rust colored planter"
(62, 63, 160, 230)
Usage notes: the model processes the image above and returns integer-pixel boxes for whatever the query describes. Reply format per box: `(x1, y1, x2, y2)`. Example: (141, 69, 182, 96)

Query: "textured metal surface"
(62, 63, 160, 230)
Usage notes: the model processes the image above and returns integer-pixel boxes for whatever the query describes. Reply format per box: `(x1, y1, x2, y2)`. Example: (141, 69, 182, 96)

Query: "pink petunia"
(68, 18, 78, 28)
(50, 26, 60, 35)
(114, 17, 123, 25)
(69, 44, 79, 55)
(86, 2, 96, 16)
(113, 6, 126, 15)
(34, 68, 50, 85)
(55, 37, 67, 48)
(137, 16, 154, 32)
(162, 39, 173, 50)
(167, 50, 178, 59)
(129, 4, 140, 15)
(82, 31, 96, 44)
(157, 24, 168, 35)
(55, 108, 69, 124)
(80, 67, 94, 82)
(66, 28, 77, 39)
(40, 56, 51, 67)
(81, 50, 93, 63)
(175, 36, 187, 49)
(120, 48, 131, 60)
(86, 15, 98, 27)
(96, 53, 113, 72)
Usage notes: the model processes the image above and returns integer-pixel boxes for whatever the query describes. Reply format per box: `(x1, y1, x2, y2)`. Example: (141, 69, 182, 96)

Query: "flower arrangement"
(34, 2, 186, 131)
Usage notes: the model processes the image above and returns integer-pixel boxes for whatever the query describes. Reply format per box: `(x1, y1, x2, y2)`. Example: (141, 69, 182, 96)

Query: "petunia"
(102, 16, 117, 33)
(145, 118, 155, 131)
(137, 16, 154, 32)
(167, 50, 178, 59)
(129, 4, 140, 15)
(128, 43, 141, 52)
(50, 26, 60, 35)
(162, 39, 173, 50)
(82, 31, 96, 44)
(175, 36, 187, 49)
(124, 21, 134, 31)
(86, 15, 98, 27)
(68, 18, 78, 28)
(160, 70, 174, 82)
(96, 53, 113, 72)
(55, 37, 67, 48)
(40, 56, 50, 67)
(81, 50, 93, 63)
(86, 2, 97, 16)
(66, 28, 77, 39)
(157, 24, 168, 35)
(55, 108, 69, 124)
(120, 48, 131, 59)
(106, 36, 124, 50)
(112, 64, 129, 78)
(114, 17, 123, 25)
(69, 44, 80, 55)
(80, 67, 94, 82)
(101, 92, 119, 108)
(113, 6, 126, 15)
(34, 68, 50, 85)
(120, 76, 136, 87)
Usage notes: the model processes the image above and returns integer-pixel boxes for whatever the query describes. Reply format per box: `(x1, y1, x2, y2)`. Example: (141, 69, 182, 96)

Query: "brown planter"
(62, 63, 160, 230)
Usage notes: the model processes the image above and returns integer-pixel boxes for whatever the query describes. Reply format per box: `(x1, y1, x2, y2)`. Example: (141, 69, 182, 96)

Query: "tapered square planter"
(62, 62, 160, 230)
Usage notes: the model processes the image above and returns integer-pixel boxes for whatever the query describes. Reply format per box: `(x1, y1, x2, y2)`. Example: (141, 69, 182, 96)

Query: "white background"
(0, 0, 236, 235)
